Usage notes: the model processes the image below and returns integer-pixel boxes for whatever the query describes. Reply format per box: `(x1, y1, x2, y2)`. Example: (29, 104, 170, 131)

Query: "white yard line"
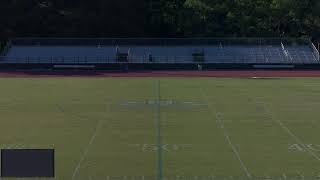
(71, 118, 104, 180)
(258, 101, 320, 161)
(200, 87, 252, 178)
(56, 104, 108, 179)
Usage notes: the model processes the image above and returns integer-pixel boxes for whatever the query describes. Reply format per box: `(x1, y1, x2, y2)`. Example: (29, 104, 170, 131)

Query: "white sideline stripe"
(260, 101, 320, 161)
(71, 119, 103, 180)
(200, 87, 252, 178)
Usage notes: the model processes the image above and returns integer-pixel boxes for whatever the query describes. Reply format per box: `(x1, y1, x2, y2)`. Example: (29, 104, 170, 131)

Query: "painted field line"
(71, 118, 104, 179)
(155, 80, 163, 180)
(199, 87, 252, 178)
(56, 104, 106, 179)
(259, 101, 320, 161)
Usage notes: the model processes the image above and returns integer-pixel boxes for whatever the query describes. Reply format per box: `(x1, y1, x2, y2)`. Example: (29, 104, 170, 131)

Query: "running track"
(1, 70, 320, 77)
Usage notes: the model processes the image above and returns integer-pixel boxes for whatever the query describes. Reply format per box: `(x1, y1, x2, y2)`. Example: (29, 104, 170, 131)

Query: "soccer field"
(1, 77, 320, 180)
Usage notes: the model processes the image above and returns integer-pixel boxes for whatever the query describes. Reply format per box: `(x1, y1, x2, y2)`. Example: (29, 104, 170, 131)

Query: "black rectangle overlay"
(1, 149, 54, 177)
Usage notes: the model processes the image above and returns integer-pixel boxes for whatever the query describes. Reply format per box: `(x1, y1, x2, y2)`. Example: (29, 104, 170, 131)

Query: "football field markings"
(120, 100, 207, 107)
(56, 104, 104, 179)
(289, 144, 320, 152)
(129, 143, 192, 152)
(71, 107, 107, 180)
(257, 101, 320, 161)
(199, 87, 252, 178)
(155, 80, 163, 180)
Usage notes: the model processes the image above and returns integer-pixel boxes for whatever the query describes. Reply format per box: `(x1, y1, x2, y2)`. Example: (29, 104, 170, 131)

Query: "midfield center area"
(1, 78, 320, 180)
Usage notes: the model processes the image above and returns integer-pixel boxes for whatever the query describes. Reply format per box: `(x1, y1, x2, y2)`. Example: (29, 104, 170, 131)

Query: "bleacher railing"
(11, 37, 311, 46)
(310, 41, 320, 61)
(281, 42, 293, 61)
(2, 37, 318, 64)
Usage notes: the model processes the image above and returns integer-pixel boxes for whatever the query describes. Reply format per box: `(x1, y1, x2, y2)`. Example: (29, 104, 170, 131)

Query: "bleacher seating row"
(1, 41, 319, 64)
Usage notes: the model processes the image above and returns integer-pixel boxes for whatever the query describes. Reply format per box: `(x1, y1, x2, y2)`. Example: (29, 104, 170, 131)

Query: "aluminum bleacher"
(0, 38, 319, 68)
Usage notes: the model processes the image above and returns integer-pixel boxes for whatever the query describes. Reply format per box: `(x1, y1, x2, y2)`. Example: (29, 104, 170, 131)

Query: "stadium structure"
(0, 37, 319, 70)
(2, 38, 320, 180)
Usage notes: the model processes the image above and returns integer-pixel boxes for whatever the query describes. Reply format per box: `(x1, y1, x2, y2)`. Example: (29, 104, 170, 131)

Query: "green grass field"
(1, 77, 320, 180)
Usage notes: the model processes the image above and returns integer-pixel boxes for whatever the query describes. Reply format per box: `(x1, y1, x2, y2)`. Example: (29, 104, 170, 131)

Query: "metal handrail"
(10, 37, 311, 46)
(310, 41, 320, 61)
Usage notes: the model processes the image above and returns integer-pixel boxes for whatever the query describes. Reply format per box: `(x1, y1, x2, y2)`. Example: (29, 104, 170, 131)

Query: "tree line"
(0, 0, 319, 41)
